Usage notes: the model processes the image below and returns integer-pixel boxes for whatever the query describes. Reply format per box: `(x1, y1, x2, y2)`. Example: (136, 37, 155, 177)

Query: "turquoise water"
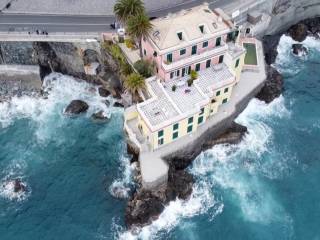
(1, 35, 320, 240)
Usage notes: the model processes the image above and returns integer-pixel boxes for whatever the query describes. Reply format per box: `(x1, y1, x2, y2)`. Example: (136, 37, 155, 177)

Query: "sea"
(0, 35, 320, 240)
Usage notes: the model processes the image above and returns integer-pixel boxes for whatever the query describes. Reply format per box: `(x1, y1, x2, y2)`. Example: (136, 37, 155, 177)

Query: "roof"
(137, 63, 236, 132)
(149, 4, 233, 51)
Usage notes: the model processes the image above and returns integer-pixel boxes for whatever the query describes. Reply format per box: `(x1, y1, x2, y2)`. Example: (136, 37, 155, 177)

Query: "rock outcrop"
(292, 44, 308, 56)
(125, 122, 246, 228)
(65, 100, 89, 114)
(125, 169, 194, 228)
(91, 110, 109, 122)
(256, 65, 284, 104)
(98, 87, 111, 97)
(288, 23, 309, 42)
(13, 179, 26, 193)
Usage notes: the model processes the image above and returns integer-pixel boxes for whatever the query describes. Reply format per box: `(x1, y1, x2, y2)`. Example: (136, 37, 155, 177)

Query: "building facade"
(124, 4, 246, 151)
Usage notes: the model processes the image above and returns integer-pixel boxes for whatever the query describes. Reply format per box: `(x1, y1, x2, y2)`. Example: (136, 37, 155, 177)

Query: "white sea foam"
(0, 73, 121, 143)
(0, 160, 30, 202)
(116, 96, 291, 239)
(275, 35, 320, 75)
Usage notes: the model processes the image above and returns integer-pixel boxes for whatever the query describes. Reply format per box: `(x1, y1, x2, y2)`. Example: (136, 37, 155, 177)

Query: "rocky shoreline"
(124, 17, 320, 229)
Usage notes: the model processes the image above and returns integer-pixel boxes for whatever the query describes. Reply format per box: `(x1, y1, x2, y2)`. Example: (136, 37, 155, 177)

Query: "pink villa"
(124, 4, 247, 151)
(141, 4, 242, 82)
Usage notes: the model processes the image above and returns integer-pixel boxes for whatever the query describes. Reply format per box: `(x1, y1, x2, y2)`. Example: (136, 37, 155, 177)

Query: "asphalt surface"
(0, 0, 230, 33)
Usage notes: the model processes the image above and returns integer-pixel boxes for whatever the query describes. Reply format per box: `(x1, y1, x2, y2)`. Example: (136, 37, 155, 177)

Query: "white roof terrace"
(196, 63, 235, 98)
(137, 63, 235, 132)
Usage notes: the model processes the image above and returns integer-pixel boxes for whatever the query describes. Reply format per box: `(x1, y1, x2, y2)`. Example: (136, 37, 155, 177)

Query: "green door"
(191, 45, 197, 55)
(216, 37, 221, 46)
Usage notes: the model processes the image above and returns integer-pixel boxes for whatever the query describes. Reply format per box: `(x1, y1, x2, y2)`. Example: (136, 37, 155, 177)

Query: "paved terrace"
(140, 39, 266, 189)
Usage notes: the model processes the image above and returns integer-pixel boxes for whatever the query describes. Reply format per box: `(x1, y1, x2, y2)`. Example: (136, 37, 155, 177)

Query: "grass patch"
(243, 43, 258, 65)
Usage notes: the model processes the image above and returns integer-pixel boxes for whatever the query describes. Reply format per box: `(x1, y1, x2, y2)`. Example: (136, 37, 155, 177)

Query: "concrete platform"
(137, 39, 266, 189)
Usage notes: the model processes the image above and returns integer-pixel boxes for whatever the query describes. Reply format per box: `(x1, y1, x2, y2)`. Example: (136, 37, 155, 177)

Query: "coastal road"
(0, 0, 232, 33)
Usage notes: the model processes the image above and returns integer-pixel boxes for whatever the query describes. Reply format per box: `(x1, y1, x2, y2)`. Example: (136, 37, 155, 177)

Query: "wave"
(0, 73, 121, 143)
(115, 96, 291, 239)
(275, 35, 320, 75)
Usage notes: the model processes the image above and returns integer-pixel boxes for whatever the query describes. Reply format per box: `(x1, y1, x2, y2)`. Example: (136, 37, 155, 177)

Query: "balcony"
(162, 42, 228, 71)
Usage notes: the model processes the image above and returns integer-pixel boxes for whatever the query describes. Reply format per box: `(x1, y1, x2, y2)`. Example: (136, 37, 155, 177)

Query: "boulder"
(13, 179, 26, 193)
(98, 87, 111, 97)
(125, 190, 165, 227)
(65, 100, 89, 114)
(91, 110, 109, 122)
(288, 23, 308, 42)
(256, 66, 284, 104)
(292, 44, 308, 56)
(104, 99, 111, 107)
(113, 102, 124, 108)
(166, 169, 194, 201)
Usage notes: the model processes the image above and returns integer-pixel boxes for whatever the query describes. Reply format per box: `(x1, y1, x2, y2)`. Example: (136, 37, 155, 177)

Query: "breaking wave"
(116, 94, 291, 239)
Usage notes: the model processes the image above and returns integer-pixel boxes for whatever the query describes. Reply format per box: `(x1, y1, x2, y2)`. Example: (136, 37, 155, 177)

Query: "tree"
(124, 73, 145, 101)
(113, 0, 145, 24)
(126, 12, 153, 58)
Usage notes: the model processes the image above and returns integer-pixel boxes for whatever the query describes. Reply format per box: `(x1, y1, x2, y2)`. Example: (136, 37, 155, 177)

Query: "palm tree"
(126, 12, 153, 58)
(113, 0, 145, 24)
(124, 73, 145, 101)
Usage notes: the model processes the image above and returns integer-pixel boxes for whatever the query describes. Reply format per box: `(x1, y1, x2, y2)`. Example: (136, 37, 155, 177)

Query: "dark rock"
(65, 100, 89, 114)
(166, 169, 194, 201)
(203, 122, 248, 147)
(288, 23, 308, 42)
(104, 99, 111, 107)
(127, 143, 139, 163)
(91, 110, 109, 122)
(256, 66, 284, 103)
(262, 34, 282, 65)
(83, 49, 99, 65)
(13, 179, 26, 193)
(292, 44, 308, 56)
(110, 185, 130, 199)
(113, 102, 124, 108)
(166, 122, 248, 170)
(98, 87, 111, 97)
(125, 189, 165, 227)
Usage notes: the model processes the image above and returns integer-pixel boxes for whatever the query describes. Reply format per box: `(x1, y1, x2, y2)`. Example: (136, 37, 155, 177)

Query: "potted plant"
(172, 85, 177, 92)
(190, 70, 198, 80)
(187, 78, 193, 87)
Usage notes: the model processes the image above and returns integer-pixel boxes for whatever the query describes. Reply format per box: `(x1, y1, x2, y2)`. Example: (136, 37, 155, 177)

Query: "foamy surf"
(115, 96, 290, 239)
(0, 73, 121, 143)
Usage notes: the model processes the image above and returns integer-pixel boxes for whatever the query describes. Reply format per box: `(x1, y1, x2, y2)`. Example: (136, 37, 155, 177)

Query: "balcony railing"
(162, 41, 228, 71)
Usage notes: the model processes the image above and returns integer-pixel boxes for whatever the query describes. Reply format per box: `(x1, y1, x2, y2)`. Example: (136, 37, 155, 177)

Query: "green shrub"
(133, 60, 154, 78)
(121, 62, 134, 76)
(190, 70, 198, 80)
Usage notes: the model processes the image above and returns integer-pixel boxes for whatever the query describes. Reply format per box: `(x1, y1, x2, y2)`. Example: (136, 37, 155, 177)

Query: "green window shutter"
(224, 87, 229, 93)
(202, 41, 208, 48)
(187, 125, 193, 133)
(173, 131, 179, 140)
(216, 37, 221, 46)
(188, 117, 193, 124)
(173, 123, 179, 131)
(235, 59, 240, 68)
(167, 53, 172, 63)
(206, 59, 211, 68)
(180, 49, 186, 55)
(158, 130, 164, 138)
(198, 116, 204, 124)
(216, 90, 221, 96)
(158, 138, 164, 145)
(199, 25, 204, 33)
(219, 55, 224, 63)
(195, 63, 200, 72)
(222, 98, 228, 104)
(192, 45, 197, 55)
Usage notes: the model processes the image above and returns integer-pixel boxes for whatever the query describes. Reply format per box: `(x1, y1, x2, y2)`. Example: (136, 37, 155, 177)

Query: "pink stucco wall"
(141, 34, 228, 81)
